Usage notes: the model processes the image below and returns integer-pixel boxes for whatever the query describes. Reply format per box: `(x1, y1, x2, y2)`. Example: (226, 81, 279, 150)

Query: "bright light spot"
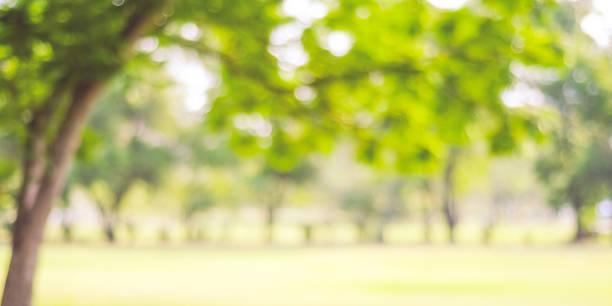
(510, 62, 558, 84)
(580, 0, 612, 47)
(284, 43, 310, 66)
(270, 22, 305, 46)
(355, 111, 373, 128)
(581, 13, 610, 47)
(369, 71, 384, 86)
(593, 0, 612, 19)
(112, 0, 125, 6)
(0, 0, 16, 8)
(268, 42, 309, 69)
(501, 82, 546, 108)
(356, 6, 370, 19)
(233, 113, 273, 137)
(152, 48, 169, 62)
(271, 1, 327, 72)
(597, 199, 612, 218)
(136, 37, 159, 53)
(282, 0, 328, 25)
(294, 86, 316, 103)
(269, 23, 308, 72)
(180, 23, 201, 41)
(327, 31, 354, 57)
(428, 0, 468, 10)
(166, 48, 218, 112)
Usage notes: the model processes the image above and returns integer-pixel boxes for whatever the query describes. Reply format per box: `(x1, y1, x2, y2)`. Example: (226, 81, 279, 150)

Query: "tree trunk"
(60, 204, 73, 243)
(422, 207, 432, 244)
(265, 204, 277, 244)
(2, 4, 168, 304)
(442, 148, 459, 245)
(302, 224, 313, 245)
(104, 222, 116, 243)
(376, 222, 386, 244)
(570, 188, 588, 243)
(482, 193, 503, 245)
(421, 180, 434, 244)
(376, 179, 403, 244)
(61, 223, 73, 243)
(356, 220, 367, 243)
(2, 80, 103, 306)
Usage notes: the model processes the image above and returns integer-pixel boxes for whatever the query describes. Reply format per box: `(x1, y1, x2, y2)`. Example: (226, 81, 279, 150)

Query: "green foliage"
(535, 56, 612, 211)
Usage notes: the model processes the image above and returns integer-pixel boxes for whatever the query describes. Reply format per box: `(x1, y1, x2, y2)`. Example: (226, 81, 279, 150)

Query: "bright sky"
(163, 47, 217, 113)
(581, 0, 612, 46)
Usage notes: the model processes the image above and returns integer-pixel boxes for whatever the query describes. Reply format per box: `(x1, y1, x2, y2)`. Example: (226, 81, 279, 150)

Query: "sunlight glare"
(428, 0, 468, 10)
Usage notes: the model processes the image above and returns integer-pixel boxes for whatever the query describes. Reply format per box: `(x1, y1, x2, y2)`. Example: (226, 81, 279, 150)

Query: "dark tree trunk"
(376, 179, 403, 244)
(302, 224, 313, 245)
(356, 220, 368, 243)
(375, 222, 386, 244)
(569, 187, 588, 243)
(104, 222, 116, 243)
(61, 223, 73, 243)
(265, 204, 277, 244)
(442, 148, 459, 245)
(422, 206, 432, 244)
(421, 180, 434, 244)
(60, 203, 73, 243)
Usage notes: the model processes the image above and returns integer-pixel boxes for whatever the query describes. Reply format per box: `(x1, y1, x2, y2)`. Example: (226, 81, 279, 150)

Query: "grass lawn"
(0, 244, 611, 306)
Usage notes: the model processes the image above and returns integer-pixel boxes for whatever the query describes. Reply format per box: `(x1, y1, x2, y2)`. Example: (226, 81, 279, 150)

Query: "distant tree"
(73, 139, 173, 243)
(251, 161, 316, 244)
(535, 63, 612, 242)
(418, 178, 436, 244)
(182, 185, 215, 242)
(57, 182, 73, 243)
(375, 178, 405, 244)
(341, 188, 377, 242)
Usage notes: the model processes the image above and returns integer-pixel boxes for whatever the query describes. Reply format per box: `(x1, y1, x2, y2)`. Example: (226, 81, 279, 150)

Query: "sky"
(581, 0, 612, 47)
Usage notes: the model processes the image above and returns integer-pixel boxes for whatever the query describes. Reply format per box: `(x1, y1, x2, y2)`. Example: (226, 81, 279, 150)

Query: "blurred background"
(0, 0, 611, 305)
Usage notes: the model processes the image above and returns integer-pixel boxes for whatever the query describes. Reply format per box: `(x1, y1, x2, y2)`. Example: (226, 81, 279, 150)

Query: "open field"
(1, 244, 611, 306)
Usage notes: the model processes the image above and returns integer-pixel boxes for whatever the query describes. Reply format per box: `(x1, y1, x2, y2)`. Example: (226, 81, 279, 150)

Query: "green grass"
(1, 244, 611, 306)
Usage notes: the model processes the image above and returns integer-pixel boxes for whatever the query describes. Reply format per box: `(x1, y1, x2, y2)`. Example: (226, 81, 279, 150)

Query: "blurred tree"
(182, 184, 215, 242)
(529, 1, 612, 243)
(376, 178, 405, 244)
(57, 181, 73, 242)
(341, 188, 377, 242)
(73, 139, 173, 243)
(251, 161, 316, 244)
(441, 146, 460, 244)
(535, 62, 612, 242)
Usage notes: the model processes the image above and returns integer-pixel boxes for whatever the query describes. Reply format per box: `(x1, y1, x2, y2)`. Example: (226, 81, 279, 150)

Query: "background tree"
(181, 184, 215, 242)
(73, 139, 173, 243)
(251, 161, 316, 244)
(375, 178, 405, 244)
(535, 61, 612, 242)
(341, 188, 378, 243)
